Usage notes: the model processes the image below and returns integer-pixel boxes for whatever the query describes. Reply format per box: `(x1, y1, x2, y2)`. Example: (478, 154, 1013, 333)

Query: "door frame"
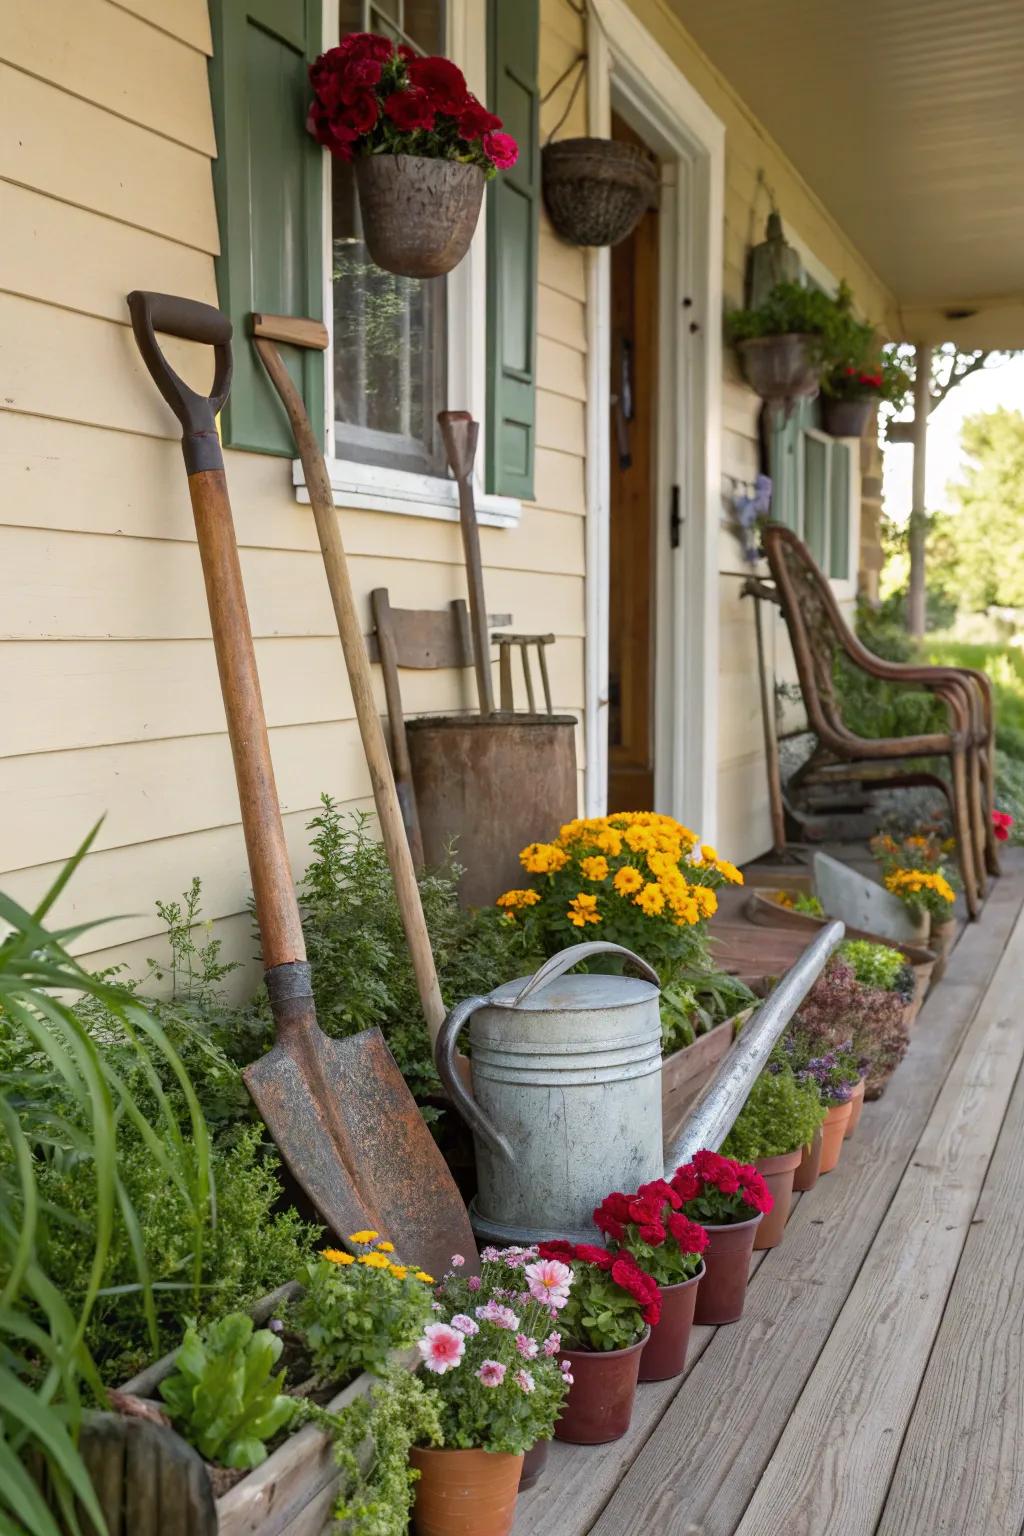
(583, 0, 725, 839)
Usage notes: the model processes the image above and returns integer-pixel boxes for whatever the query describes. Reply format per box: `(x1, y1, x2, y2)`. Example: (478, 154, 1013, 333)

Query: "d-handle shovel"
(127, 292, 475, 1278)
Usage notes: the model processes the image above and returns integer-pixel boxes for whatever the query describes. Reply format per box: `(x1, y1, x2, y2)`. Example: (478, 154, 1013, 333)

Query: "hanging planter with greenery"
(726, 280, 842, 416)
(306, 32, 518, 279)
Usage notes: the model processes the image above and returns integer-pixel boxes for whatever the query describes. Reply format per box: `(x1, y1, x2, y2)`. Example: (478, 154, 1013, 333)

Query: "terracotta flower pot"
(638, 1264, 704, 1381)
(355, 155, 485, 279)
(793, 1126, 823, 1192)
(844, 1077, 866, 1138)
(752, 1149, 802, 1249)
(819, 1099, 854, 1173)
(692, 1214, 762, 1326)
(409, 1446, 523, 1536)
(518, 1438, 548, 1491)
(555, 1331, 648, 1444)
(822, 396, 874, 438)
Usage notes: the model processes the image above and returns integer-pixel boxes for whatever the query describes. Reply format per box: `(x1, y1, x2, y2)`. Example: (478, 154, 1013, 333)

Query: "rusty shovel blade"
(245, 1024, 476, 1281)
(438, 410, 479, 482)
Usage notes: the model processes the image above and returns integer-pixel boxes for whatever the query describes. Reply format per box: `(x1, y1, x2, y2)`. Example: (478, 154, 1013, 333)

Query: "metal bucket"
(435, 942, 663, 1244)
(406, 714, 578, 907)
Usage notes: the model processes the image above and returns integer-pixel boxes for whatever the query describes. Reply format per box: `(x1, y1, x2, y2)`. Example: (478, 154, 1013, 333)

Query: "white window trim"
(299, 0, 521, 528)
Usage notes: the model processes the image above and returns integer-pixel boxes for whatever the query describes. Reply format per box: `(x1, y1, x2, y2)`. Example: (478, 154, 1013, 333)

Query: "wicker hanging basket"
(736, 334, 822, 418)
(542, 137, 658, 247)
(355, 154, 485, 279)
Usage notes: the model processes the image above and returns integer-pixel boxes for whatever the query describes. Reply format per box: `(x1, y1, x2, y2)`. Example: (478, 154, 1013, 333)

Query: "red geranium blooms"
(538, 1240, 661, 1351)
(595, 1178, 708, 1287)
(671, 1149, 773, 1227)
(993, 809, 1014, 843)
(306, 33, 518, 176)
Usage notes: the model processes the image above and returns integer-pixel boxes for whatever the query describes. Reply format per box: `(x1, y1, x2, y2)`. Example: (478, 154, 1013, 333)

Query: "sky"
(882, 353, 1024, 526)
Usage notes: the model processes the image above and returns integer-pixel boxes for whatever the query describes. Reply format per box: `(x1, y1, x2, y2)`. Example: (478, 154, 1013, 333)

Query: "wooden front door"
(608, 115, 659, 813)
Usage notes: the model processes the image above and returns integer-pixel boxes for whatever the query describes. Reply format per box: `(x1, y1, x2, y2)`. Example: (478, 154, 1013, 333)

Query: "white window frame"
(294, 0, 521, 529)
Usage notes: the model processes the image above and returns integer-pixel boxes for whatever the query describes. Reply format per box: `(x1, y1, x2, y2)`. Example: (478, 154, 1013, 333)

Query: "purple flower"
(451, 1313, 479, 1336)
(467, 1275, 482, 1292)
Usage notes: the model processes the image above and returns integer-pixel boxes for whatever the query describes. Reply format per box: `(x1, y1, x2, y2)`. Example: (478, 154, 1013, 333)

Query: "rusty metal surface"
(245, 1022, 475, 1279)
(407, 714, 578, 907)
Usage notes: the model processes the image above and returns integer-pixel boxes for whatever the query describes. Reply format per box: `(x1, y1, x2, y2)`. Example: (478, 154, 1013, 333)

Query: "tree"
(931, 407, 1024, 614)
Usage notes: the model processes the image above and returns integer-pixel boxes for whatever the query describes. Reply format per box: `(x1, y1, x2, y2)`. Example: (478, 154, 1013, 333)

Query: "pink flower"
(418, 1322, 465, 1374)
(515, 1333, 539, 1359)
(560, 1359, 574, 1384)
(542, 1332, 561, 1356)
(524, 1258, 572, 1311)
(450, 1254, 466, 1268)
(476, 1301, 520, 1330)
(483, 130, 518, 169)
(467, 1275, 482, 1292)
(481, 1246, 501, 1262)
(451, 1313, 479, 1336)
(515, 1368, 535, 1393)
(477, 1359, 506, 1387)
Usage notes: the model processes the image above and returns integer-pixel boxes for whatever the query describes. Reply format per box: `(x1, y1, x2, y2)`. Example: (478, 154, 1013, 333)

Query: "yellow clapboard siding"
(0, 182, 217, 324)
(537, 336, 587, 402)
(716, 753, 769, 868)
(0, 409, 586, 573)
(0, 635, 585, 758)
(535, 390, 585, 456)
(723, 380, 760, 441)
(538, 284, 587, 352)
(108, 0, 212, 55)
(531, 446, 586, 516)
(539, 231, 588, 302)
(722, 427, 759, 482)
(0, 64, 218, 252)
(542, 0, 584, 53)
(0, 525, 587, 640)
(0, 0, 216, 155)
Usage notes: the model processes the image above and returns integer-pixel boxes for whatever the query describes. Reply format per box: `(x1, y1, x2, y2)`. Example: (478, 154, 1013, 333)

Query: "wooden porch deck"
(515, 849, 1024, 1536)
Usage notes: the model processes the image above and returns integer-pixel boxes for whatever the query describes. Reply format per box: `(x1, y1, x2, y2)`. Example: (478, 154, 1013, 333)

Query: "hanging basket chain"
(542, 51, 588, 145)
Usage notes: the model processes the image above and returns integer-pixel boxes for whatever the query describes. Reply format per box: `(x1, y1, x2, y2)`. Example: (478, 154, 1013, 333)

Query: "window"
(333, 2, 448, 474)
(768, 398, 857, 584)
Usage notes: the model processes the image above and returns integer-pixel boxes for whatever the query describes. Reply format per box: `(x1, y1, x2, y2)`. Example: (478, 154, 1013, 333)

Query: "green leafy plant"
(838, 939, 914, 1000)
(294, 1237, 435, 1383)
(659, 969, 757, 1053)
(0, 829, 212, 1536)
(770, 889, 826, 917)
(720, 1056, 826, 1160)
(159, 1312, 295, 1469)
(726, 280, 841, 346)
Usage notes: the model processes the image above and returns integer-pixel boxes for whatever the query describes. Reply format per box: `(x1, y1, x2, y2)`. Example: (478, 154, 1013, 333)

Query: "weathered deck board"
(537, 859, 1024, 1536)
(730, 894, 1024, 1536)
(876, 1022, 1024, 1535)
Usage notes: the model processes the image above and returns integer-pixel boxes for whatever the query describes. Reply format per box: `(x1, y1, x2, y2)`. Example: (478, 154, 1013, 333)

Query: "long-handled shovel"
(128, 292, 475, 1276)
(437, 410, 494, 717)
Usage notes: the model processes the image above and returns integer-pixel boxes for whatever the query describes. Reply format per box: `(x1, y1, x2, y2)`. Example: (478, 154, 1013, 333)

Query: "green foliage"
(838, 940, 914, 999)
(294, 1252, 434, 1382)
(726, 280, 843, 345)
(832, 652, 948, 742)
(558, 1264, 648, 1353)
(659, 969, 757, 1053)
(931, 409, 1024, 612)
(720, 1057, 826, 1161)
(305, 1367, 442, 1536)
(0, 830, 212, 1536)
(296, 800, 526, 1105)
(995, 751, 1024, 843)
(788, 892, 825, 916)
(925, 640, 1024, 764)
(159, 1313, 295, 1469)
(855, 588, 915, 661)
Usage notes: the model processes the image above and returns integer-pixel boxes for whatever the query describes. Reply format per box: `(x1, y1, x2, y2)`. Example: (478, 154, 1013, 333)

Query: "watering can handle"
(512, 942, 660, 1005)
(434, 996, 514, 1162)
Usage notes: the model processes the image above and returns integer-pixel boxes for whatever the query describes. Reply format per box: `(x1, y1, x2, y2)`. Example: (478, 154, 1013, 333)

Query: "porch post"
(907, 341, 931, 640)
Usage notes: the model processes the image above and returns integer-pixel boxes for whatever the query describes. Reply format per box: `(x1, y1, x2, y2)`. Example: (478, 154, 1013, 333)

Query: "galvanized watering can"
(435, 941, 663, 1244)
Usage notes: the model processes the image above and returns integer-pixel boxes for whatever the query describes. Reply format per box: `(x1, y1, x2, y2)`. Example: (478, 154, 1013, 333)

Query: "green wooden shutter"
(829, 439, 852, 579)
(767, 401, 808, 531)
(208, 0, 324, 454)
(803, 430, 829, 567)
(486, 0, 540, 500)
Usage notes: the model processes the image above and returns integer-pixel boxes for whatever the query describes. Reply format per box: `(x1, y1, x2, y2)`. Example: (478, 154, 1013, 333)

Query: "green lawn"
(926, 640, 1024, 842)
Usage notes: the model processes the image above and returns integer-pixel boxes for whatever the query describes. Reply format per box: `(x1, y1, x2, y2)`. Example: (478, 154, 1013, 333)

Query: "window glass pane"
(803, 432, 829, 567)
(334, 2, 447, 473)
(829, 441, 851, 580)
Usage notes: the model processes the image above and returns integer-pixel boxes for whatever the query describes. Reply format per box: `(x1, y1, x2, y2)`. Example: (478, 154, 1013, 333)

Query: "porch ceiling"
(669, 0, 1024, 344)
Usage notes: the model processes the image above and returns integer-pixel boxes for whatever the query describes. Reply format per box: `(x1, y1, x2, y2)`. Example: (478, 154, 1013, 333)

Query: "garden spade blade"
(128, 291, 474, 1279)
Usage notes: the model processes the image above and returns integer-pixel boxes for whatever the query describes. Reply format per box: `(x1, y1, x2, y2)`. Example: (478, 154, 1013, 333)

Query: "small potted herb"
(594, 1180, 708, 1381)
(871, 830, 959, 959)
(306, 33, 518, 278)
(720, 1058, 826, 1249)
(670, 1151, 773, 1325)
(408, 1250, 571, 1534)
(780, 1024, 861, 1173)
(726, 281, 839, 414)
(535, 1241, 660, 1444)
(838, 937, 920, 1034)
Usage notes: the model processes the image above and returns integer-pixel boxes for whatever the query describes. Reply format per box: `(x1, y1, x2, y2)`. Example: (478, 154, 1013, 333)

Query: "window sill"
(292, 457, 522, 529)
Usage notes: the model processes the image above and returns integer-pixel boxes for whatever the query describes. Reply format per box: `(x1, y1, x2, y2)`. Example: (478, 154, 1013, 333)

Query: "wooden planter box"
(661, 1009, 753, 1149)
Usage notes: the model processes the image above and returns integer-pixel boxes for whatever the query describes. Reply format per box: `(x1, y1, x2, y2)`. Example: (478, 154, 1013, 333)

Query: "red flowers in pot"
(537, 1240, 660, 1444)
(594, 1181, 708, 1381)
(306, 32, 518, 277)
(671, 1151, 773, 1325)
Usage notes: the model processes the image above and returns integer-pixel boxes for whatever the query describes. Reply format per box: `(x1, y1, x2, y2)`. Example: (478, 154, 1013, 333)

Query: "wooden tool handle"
(255, 338, 447, 1043)
(187, 469, 306, 968)
(438, 411, 493, 718)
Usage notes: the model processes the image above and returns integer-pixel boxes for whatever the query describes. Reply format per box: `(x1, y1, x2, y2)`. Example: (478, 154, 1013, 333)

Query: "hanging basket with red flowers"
(307, 33, 519, 279)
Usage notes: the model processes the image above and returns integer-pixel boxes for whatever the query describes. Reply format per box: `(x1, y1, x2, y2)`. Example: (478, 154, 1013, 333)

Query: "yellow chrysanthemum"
(322, 1248, 355, 1266)
(358, 1251, 392, 1269)
(520, 841, 569, 875)
(624, 824, 655, 854)
(593, 828, 623, 857)
(693, 886, 718, 918)
(375, 1240, 395, 1253)
(348, 1230, 379, 1244)
(415, 1271, 435, 1284)
(496, 888, 541, 909)
(613, 865, 644, 896)
(714, 858, 744, 886)
(567, 892, 601, 928)
(580, 855, 609, 882)
(634, 882, 666, 917)
(388, 1264, 409, 1279)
